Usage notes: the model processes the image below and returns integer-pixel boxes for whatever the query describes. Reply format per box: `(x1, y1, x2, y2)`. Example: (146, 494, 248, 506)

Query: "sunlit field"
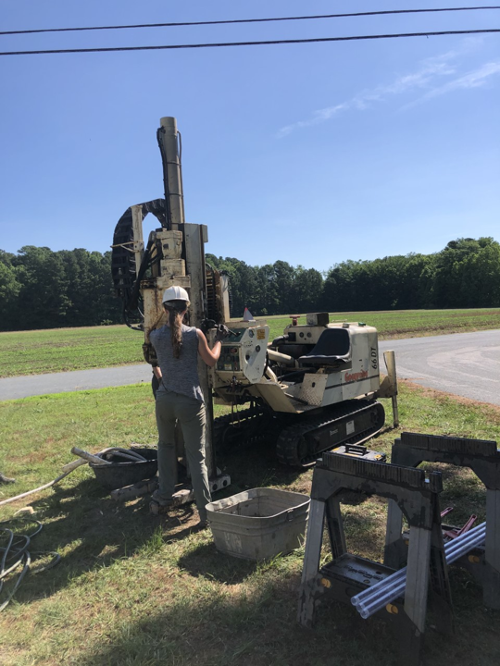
(1, 308, 499, 378)
(1, 382, 499, 665)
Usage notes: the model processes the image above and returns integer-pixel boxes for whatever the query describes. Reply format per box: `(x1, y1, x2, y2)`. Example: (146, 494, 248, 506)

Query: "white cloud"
(403, 61, 500, 108)
(277, 40, 498, 138)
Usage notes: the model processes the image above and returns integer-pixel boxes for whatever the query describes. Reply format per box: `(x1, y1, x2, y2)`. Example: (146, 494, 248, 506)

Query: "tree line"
(207, 237, 500, 315)
(0, 246, 120, 331)
(1, 237, 499, 331)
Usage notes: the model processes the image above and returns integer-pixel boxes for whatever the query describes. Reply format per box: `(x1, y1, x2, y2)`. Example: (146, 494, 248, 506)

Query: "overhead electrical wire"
(1, 6, 499, 36)
(0, 28, 499, 57)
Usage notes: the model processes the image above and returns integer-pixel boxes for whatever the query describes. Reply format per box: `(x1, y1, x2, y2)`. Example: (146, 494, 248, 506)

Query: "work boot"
(149, 491, 173, 516)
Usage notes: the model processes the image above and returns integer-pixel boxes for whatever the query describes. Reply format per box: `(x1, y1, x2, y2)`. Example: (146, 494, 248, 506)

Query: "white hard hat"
(162, 286, 190, 304)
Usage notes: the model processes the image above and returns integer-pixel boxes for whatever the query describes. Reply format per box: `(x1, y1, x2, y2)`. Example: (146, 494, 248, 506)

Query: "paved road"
(0, 364, 154, 401)
(0, 330, 498, 404)
(379, 329, 500, 406)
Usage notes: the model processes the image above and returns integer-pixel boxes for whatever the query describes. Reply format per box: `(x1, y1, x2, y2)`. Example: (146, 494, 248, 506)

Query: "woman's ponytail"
(166, 305, 185, 358)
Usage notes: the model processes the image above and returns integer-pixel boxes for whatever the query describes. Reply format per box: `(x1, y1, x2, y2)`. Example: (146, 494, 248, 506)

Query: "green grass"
(265, 307, 500, 343)
(0, 325, 145, 378)
(1, 308, 500, 378)
(1, 382, 500, 665)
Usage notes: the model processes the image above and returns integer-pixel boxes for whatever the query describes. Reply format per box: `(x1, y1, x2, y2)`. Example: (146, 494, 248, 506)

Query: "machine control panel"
(214, 322, 269, 385)
(218, 344, 242, 372)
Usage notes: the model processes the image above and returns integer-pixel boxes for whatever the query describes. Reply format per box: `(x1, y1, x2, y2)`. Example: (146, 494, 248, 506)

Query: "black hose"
(0, 519, 60, 611)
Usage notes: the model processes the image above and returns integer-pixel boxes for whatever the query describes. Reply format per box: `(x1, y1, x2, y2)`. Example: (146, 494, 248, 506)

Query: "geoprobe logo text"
(345, 370, 368, 382)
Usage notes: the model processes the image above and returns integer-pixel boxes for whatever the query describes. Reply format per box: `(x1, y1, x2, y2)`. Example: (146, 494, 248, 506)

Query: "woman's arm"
(197, 329, 221, 367)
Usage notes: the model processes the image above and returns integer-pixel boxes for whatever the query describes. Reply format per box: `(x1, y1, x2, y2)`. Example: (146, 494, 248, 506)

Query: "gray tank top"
(150, 324, 204, 402)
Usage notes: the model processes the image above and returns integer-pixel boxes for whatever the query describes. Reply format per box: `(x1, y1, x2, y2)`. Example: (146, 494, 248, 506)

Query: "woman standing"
(149, 286, 225, 526)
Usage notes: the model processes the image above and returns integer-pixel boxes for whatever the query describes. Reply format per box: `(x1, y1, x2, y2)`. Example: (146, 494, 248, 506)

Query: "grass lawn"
(1, 382, 500, 665)
(1, 308, 499, 378)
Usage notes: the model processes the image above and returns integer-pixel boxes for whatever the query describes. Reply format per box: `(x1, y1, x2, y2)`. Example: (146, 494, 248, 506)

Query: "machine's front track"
(214, 399, 385, 468)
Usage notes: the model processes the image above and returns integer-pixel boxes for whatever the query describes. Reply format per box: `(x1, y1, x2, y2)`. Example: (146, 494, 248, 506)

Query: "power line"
(1, 6, 499, 36)
(0, 28, 499, 57)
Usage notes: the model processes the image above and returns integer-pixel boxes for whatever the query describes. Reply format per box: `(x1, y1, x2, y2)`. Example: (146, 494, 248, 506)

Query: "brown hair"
(164, 301, 186, 359)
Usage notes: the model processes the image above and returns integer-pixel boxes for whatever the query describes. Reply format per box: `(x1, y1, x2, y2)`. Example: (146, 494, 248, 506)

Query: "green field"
(0, 383, 499, 665)
(1, 308, 499, 378)
(266, 307, 500, 341)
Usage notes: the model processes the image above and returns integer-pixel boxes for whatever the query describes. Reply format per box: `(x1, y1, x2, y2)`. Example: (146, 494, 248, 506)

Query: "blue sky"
(1, 1, 499, 272)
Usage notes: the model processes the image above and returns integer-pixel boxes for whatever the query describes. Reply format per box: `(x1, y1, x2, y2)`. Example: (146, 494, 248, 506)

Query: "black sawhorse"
(385, 431, 500, 609)
(298, 451, 452, 665)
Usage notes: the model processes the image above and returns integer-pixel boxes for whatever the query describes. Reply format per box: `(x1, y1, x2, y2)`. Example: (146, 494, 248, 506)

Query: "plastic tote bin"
(89, 448, 158, 490)
(206, 487, 310, 561)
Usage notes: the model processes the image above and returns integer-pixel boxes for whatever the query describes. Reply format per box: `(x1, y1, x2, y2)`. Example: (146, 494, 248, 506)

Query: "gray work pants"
(155, 389, 211, 521)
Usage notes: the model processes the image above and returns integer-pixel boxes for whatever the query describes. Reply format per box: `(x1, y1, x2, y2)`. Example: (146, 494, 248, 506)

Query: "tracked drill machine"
(111, 117, 231, 494)
(212, 313, 398, 466)
(111, 117, 398, 490)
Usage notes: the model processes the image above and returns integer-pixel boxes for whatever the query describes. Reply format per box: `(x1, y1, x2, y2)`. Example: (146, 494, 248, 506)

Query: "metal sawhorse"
(385, 431, 500, 609)
(298, 451, 451, 664)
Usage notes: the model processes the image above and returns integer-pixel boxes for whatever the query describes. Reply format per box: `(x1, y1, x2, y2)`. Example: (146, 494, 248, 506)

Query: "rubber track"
(275, 400, 385, 468)
(213, 407, 276, 452)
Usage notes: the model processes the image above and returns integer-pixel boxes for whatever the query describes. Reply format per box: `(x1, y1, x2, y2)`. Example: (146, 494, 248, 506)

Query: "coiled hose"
(0, 518, 60, 611)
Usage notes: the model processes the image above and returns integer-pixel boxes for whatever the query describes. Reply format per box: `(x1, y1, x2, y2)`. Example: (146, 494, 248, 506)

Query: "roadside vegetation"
(2, 237, 500, 332)
(1, 382, 499, 665)
(1, 307, 499, 378)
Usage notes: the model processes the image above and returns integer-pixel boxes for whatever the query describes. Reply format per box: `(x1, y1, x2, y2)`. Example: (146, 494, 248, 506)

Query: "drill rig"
(111, 117, 398, 487)
(111, 117, 231, 494)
